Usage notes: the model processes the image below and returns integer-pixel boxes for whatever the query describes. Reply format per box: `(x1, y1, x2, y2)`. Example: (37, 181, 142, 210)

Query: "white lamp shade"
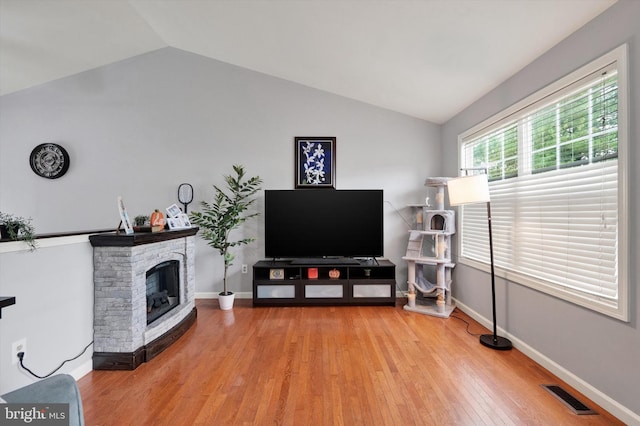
(447, 174, 490, 206)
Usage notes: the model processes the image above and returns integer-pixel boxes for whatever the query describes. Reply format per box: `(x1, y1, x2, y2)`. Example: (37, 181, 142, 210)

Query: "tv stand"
(253, 259, 396, 306)
(290, 257, 361, 265)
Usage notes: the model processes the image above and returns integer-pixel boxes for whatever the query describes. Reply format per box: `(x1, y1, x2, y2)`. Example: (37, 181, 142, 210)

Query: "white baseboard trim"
(453, 298, 640, 426)
(196, 292, 252, 299)
(70, 360, 93, 381)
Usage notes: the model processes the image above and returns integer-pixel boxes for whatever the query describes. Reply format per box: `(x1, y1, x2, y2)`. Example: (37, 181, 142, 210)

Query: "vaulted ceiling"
(0, 0, 616, 123)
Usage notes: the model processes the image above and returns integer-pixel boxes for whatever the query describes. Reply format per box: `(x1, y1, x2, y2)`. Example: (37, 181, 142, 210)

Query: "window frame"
(455, 44, 629, 321)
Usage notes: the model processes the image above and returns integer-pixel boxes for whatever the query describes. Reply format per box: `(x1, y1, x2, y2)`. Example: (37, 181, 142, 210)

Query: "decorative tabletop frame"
(294, 137, 336, 189)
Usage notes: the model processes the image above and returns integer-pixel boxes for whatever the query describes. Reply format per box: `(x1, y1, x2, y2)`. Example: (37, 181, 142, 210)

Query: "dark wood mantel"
(89, 227, 198, 247)
(0, 296, 16, 319)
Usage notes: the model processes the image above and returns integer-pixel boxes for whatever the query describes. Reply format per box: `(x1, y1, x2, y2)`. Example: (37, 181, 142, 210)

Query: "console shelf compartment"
(253, 259, 396, 306)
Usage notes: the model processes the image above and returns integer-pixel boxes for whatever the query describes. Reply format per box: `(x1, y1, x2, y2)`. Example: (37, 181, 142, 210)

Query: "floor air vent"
(541, 384, 596, 415)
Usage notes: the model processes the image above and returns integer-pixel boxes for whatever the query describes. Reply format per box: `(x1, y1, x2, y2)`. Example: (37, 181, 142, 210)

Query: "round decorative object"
(29, 143, 70, 179)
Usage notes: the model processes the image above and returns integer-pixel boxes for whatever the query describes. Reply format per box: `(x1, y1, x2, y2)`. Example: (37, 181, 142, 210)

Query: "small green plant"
(189, 165, 262, 295)
(134, 215, 149, 227)
(0, 212, 37, 251)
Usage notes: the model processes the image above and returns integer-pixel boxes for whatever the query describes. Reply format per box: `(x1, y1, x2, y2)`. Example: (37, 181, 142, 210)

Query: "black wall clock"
(29, 143, 70, 179)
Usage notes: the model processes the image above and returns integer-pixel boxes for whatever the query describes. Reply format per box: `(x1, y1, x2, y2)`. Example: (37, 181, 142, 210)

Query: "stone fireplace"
(89, 228, 197, 370)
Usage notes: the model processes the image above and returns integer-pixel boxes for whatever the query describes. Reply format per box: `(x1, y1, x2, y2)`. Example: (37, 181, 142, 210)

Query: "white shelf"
(402, 256, 454, 266)
(403, 298, 455, 318)
(407, 230, 454, 236)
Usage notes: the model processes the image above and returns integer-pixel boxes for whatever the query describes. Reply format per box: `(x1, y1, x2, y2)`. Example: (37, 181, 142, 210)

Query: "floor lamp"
(447, 173, 513, 351)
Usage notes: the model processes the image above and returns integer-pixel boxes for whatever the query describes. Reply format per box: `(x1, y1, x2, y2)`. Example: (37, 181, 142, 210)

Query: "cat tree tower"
(403, 177, 456, 317)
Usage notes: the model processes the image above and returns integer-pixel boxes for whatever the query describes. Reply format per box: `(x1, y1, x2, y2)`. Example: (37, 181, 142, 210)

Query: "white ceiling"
(0, 0, 616, 124)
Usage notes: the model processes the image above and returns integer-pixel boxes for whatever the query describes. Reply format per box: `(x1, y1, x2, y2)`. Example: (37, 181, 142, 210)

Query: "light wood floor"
(78, 299, 622, 425)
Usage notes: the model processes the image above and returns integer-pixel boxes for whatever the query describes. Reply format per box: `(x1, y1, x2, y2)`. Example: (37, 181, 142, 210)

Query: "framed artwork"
(117, 196, 134, 235)
(179, 213, 192, 228)
(166, 203, 182, 218)
(167, 213, 192, 230)
(295, 137, 336, 189)
(167, 217, 180, 230)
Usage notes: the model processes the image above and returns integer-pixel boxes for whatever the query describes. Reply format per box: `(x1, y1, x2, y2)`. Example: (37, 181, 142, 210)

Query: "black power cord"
(17, 341, 93, 379)
(449, 312, 484, 337)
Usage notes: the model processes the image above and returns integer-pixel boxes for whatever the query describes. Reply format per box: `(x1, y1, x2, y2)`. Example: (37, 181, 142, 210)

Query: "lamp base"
(480, 334, 512, 350)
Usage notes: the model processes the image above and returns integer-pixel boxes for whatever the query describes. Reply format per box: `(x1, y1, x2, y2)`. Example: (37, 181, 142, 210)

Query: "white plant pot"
(218, 292, 235, 310)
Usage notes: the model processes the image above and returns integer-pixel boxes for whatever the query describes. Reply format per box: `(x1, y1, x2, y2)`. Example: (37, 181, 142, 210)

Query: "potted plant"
(189, 165, 262, 310)
(0, 212, 37, 251)
(134, 215, 149, 227)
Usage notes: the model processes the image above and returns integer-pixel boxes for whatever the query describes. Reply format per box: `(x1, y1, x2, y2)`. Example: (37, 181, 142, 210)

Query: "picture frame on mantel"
(295, 137, 336, 189)
(117, 196, 134, 235)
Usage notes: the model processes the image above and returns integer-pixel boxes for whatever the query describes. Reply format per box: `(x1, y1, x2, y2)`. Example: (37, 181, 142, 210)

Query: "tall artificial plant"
(190, 165, 262, 295)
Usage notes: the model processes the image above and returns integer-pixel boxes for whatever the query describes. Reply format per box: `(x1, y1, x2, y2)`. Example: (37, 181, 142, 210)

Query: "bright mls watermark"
(1, 404, 69, 425)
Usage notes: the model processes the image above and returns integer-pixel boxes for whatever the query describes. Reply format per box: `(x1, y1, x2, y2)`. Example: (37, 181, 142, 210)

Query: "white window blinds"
(457, 46, 628, 321)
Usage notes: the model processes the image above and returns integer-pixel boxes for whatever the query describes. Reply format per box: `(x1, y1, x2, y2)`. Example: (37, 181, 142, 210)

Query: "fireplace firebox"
(146, 260, 180, 324)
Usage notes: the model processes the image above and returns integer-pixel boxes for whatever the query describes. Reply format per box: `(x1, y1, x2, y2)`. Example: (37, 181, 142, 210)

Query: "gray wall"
(0, 47, 441, 297)
(0, 47, 440, 393)
(0, 239, 94, 394)
(442, 0, 639, 420)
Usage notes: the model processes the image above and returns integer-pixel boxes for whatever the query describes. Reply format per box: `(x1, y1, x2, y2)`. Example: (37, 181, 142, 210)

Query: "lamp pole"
(479, 201, 512, 350)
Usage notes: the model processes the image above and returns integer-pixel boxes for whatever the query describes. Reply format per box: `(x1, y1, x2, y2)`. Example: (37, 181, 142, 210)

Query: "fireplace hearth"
(89, 228, 197, 370)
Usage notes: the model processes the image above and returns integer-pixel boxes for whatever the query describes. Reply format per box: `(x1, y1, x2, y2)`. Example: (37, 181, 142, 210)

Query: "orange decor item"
(307, 268, 318, 279)
(329, 268, 340, 279)
(150, 209, 165, 232)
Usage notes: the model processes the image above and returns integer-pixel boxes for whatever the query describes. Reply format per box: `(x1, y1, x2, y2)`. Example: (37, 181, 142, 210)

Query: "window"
(457, 45, 628, 321)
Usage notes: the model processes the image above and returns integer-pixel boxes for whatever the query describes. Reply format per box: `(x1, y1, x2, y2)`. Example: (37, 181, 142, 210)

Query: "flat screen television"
(264, 189, 383, 261)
